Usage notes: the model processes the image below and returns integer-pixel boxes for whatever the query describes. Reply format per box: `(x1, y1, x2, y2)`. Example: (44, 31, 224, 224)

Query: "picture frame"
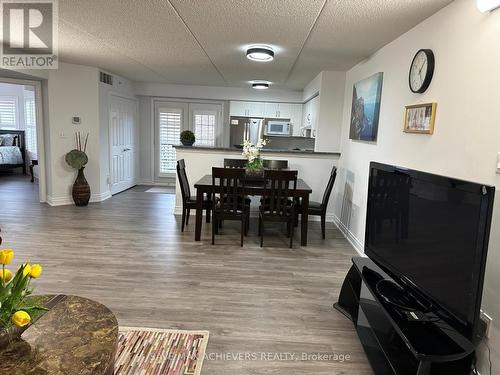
(403, 103, 437, 134)
(349, 72, 384, 142)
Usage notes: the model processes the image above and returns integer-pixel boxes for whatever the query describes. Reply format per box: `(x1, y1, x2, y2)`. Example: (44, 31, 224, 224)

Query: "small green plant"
(180, 130, 195, 145)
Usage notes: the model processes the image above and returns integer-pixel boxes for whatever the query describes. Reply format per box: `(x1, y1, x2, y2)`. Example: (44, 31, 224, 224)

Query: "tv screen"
(365, 162, 494, 337)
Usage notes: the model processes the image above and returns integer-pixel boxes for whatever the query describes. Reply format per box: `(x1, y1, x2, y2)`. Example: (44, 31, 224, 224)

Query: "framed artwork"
(349, 72, 384, 142)
(403, 103, 437, 134)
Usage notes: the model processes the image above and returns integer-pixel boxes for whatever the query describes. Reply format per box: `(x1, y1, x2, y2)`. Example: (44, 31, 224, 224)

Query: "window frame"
(0, 95, 18, 129)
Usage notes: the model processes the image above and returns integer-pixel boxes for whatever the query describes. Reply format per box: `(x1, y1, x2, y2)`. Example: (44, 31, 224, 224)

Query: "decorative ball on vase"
(180, 130, 196, 146)
(65, 132, 90, 206)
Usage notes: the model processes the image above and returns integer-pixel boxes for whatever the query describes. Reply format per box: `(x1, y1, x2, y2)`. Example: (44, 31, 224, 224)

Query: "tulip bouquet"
(0, 248, 44, 329)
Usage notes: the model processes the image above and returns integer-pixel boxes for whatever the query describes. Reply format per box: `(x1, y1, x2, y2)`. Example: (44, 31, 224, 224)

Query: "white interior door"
(110, 95, 138, 195)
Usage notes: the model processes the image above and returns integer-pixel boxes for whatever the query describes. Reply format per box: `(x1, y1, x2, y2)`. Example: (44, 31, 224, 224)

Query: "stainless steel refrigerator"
(229, 117, 264, 147)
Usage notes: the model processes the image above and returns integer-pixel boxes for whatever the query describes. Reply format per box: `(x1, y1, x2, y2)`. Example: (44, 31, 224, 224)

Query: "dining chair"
(263, 159, 288, 170)
(176, 159, 212, 232)
(296, 166, 337, 239)
(224, 158, 247, 168)
(212, 167, 250, 247)
(259, 169, 298, 248)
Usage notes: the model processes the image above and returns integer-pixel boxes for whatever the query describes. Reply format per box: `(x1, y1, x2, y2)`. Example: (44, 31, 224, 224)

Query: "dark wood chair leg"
(30, 164, 35, 182)
(321, 213, 326, 240)
(212, 214, 216, 245)
(241, 216, 245, 247)
(206, 207, 211, 223)
(186, 209, 190, 225)
(290, 218, 294, 248)
(260, 216, 264, 247)
(181, 208, 186, 232)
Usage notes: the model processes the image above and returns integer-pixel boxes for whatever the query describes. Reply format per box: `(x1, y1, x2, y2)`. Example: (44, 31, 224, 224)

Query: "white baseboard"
(47, 190, 112, 207)
(138, 180, 176, 187)
(332, 213, 365, 257)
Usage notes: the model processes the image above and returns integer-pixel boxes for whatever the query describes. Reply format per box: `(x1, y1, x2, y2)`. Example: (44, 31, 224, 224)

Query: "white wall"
(134, 82, 303, 103)
(332, 0, 500, 372)
(45, 62, 101, 205)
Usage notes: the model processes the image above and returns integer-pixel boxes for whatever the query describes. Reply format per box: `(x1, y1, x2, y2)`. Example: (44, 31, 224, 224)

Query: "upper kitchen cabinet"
(302, 95, 319, 137)
(229, 101, 264, 117)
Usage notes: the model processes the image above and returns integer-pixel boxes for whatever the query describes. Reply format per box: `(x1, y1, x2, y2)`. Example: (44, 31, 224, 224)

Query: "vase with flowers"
(242, 138, 268, 178)
(0, 232, 45, 349)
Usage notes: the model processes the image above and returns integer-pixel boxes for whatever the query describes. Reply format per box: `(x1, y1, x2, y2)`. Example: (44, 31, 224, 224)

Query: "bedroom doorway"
(0, 79, 45, 202)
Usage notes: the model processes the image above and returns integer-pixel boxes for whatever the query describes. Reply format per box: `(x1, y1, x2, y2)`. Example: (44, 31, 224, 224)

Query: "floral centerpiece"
(242, 138, 268, 177)
(0, 241, 45, 347)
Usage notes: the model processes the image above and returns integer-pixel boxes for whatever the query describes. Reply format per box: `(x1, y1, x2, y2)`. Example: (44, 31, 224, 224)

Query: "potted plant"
(180, 130, 195, 146)
(65, 132, 90, 206)
(0, 232, 46, 349)
(242, 138, 268, 177)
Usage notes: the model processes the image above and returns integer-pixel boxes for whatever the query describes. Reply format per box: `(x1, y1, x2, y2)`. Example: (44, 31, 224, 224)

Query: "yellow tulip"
(11, 311, 31, 327)
(22, 263, 31, 278)
(30, 264, 42, 278)
(0, 249, 14, 265)
(0, 269, 13, 282)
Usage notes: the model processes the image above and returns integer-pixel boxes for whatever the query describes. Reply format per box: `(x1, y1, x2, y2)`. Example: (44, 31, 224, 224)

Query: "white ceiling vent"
(99, 72, 113, 85)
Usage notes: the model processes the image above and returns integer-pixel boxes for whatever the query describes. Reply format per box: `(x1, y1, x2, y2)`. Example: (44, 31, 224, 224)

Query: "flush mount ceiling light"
(252, 81, 270, 89)
(246, 46, 274, 62)
(477, 0, 500, 12)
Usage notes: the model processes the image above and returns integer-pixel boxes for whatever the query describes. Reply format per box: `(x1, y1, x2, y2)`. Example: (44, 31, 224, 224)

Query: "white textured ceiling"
(58, 0, 453, 90)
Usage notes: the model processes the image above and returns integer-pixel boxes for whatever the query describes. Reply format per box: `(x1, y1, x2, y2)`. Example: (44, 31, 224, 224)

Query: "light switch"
(497, 152, 500, 173)
(59, 131, 67, 139)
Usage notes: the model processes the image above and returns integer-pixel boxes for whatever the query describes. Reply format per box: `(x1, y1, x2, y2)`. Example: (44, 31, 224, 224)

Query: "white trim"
(138, 181, 175, 187)
(0, 77, 47, 203)
(332, 213, 365, 257)
(46, 190, 112, 206)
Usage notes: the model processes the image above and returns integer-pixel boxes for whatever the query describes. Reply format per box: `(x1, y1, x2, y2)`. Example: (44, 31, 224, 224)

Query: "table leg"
(301, 193, 309, 246)
(195, 188, 203, 241)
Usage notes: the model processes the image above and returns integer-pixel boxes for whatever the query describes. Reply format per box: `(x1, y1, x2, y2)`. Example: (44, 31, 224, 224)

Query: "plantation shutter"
(24, 97, 37, 154)
(159, 109, 181, 174)
(193, 111, 216, 147)
(0, 97, 17, 128)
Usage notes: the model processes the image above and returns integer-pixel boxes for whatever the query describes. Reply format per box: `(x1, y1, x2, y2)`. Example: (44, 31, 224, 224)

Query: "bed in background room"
(0, 130, 26, 175)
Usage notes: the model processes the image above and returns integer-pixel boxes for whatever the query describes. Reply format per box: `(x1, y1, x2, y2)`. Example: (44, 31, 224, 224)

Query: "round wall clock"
(409, 49, 435, 93)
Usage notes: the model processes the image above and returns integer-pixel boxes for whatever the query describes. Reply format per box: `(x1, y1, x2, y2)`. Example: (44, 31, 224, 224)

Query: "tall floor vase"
(72, 167, 91, 206)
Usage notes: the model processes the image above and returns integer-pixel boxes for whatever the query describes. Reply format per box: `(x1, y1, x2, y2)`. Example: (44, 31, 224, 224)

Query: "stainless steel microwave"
(265, 121, 291, 136)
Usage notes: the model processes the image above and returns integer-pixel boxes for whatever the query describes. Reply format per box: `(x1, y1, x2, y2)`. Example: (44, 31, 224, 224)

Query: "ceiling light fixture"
(246, 47, 274, 62)
(477, 0, 500, 12)
(252, 82, 270, 90)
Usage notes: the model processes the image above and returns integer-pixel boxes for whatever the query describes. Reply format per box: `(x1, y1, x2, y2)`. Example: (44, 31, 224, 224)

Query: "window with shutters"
(193, 111, 216, 147)
(0, 96, 17, 129)
(159, 109, 181, 174)
(24, 96, 37, 155)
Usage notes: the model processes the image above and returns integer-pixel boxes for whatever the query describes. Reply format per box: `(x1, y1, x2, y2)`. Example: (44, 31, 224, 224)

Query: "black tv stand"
(334, 257, 479, 375)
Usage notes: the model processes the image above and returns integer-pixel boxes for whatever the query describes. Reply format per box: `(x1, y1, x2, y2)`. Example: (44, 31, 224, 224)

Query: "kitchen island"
(174, 146, 341, 222)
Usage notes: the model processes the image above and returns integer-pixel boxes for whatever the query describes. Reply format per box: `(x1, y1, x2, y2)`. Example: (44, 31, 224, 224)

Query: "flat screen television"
(365, 162, 494, 340)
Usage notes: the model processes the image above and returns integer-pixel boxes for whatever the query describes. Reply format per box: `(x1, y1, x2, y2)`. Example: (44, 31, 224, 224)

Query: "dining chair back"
(259, 169, 298, 248)
(224, 158, 247, 168)
(177, 159, 211, 232)
(321, 166, 337, 212)
(212, 167, 249, 246)
(263, 159, 288, 170)
(177, 159, 191, 203)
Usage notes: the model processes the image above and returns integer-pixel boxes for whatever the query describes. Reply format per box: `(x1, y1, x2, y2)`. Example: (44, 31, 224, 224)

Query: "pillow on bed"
(0, 134, 16, 146)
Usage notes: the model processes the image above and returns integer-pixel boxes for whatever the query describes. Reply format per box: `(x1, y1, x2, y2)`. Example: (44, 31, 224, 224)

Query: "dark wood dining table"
(194, 174, 313, 246)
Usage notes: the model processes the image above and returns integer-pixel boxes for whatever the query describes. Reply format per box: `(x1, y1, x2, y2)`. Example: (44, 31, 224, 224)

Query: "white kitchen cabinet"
(230, 101, 265, 117)
(264, 102, 279, 118)
(277, 103, 292, 119)
(290, 104, 303, 136)
(302, 95, 319, 137)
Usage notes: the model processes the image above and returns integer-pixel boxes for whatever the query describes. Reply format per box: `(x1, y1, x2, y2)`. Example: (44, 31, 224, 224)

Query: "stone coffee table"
(0, 295, 118, 375)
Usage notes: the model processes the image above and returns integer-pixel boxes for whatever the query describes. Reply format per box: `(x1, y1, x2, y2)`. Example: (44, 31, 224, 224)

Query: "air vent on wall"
(99, 72, 113, 85)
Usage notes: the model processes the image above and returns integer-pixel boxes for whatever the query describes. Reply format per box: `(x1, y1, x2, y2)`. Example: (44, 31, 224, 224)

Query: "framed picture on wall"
(349, 72, 384, 142)
(403, 103, 437, 134)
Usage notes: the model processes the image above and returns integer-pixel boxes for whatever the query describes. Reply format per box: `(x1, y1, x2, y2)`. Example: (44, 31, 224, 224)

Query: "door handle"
(123, 148, 131, 152)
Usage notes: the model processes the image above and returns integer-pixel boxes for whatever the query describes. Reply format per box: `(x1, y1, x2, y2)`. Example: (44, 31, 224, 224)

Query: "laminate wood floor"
(0, 175, 372, 374)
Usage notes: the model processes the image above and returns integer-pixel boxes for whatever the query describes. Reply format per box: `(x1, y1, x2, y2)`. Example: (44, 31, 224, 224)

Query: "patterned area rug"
(115, 327, 209, 375)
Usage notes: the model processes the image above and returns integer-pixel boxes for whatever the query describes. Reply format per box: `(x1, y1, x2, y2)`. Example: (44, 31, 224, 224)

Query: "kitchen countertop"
(174, 145, 340, 156)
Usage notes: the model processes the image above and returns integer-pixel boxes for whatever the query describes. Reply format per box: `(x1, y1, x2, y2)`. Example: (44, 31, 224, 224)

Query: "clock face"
(409, 49, 435, 93)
